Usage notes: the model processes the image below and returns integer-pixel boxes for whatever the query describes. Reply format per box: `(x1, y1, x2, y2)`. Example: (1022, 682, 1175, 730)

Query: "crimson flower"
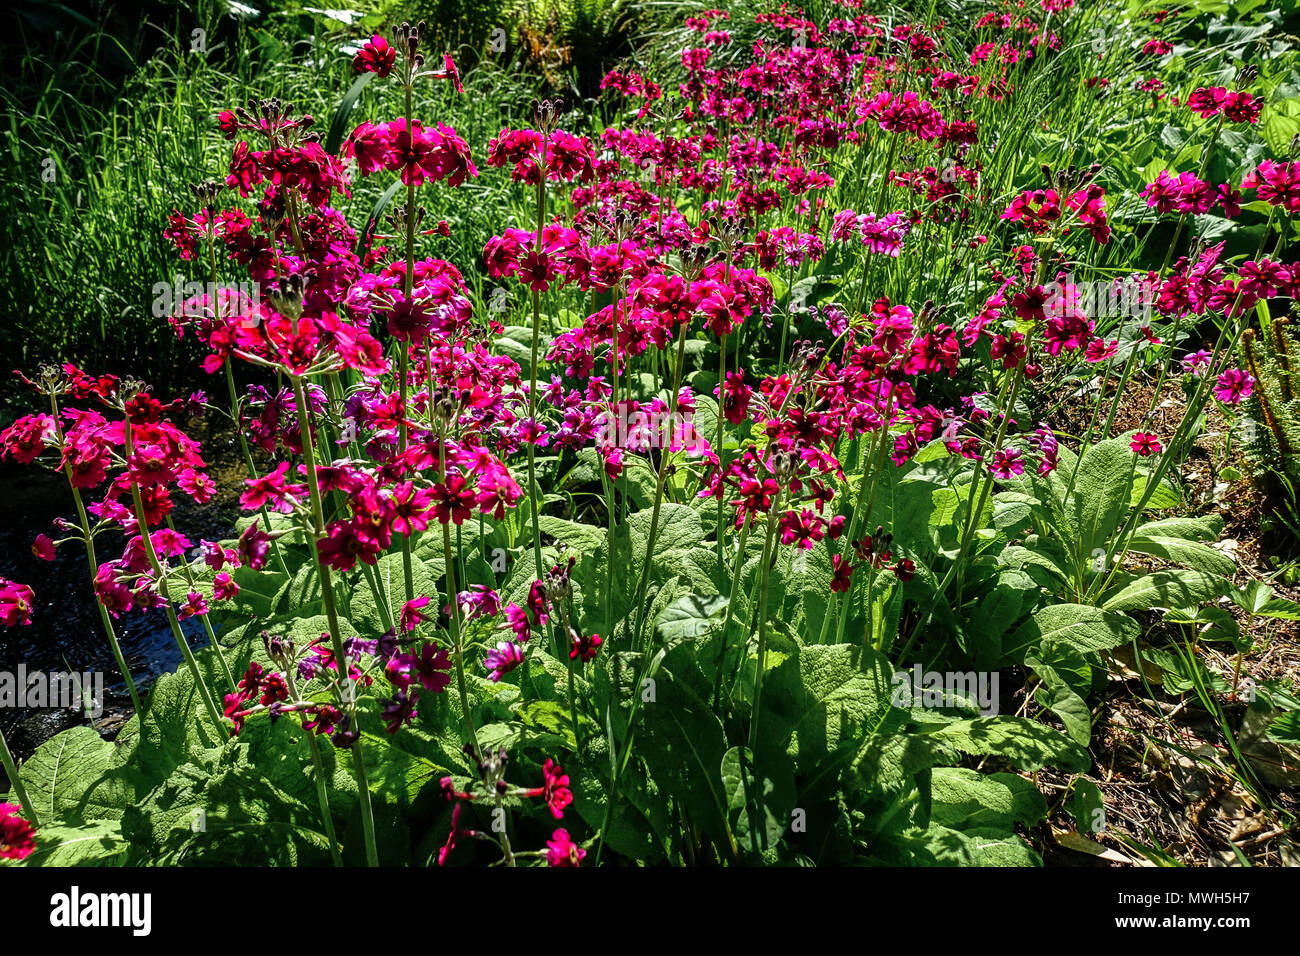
(0, 804, 36, 861)
(546, 829, 585, 866)
(1130, 432, 1162, 456)
(0, 578, 35, 626)
(353, 35, 396, 77)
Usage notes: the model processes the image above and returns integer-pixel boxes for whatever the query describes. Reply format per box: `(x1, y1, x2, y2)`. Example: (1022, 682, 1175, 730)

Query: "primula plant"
(2, 0, 1299, 868)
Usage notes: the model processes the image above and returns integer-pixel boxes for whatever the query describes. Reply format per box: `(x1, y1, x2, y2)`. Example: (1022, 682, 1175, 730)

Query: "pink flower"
(1130, 432, 1162, 456)
(0, 803, 36, 861)
(0, 414, 55, 464)
(353, 35, 396, 77)
(991, 448, 1025, 479)
(0, 578, 35, 626)
(31, 534, 55, 561)
(401, 595, 430, 632)
(213, 571, 239, 601)
(1213, 368, 1253, 405)
(541, 758, 573, 818)
(1243, 159, 1300, 213)
(176, 590, 209, 621)
(546, 828, 585, 866)
(1181, 350, 1213, 374)
(484, 640, 525, 681)
(830, 554, 854, 593)
(569, 631, 602, 662)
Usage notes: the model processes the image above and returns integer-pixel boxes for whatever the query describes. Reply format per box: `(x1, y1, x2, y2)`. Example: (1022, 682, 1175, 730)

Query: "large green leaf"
(790, 643, 903, 784)
(636, 663, 735, 855)
(721, 745, 795, 855)
(1100, 569, 1228, 612)
(9, 726, 137, 824)
(655, 593, 728, 641)
(1070, 435, 1138, 556)
(896, 824, 1042, 866)
(930, 767, 1048, 830)
(924, 716, 1089, 772)
(14, 820, 128, 867)
(1004, 603, 1139, 660)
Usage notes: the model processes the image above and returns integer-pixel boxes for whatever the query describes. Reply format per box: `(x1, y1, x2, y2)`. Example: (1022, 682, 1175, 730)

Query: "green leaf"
(896, 824, 1041, 866)
(637, 665, 735, 855)
(121, 746, 335, 866)
(1130, 473, 1182, 509)
(930, 767, 1048, 830)
(9, 726, 136, 824)
(925, 716, 1089, 773)
(1266, 711, 1300, 744)
(325, 72, 374, 155)
(721, 746, 795, 854)
(537, 515, 607, 556)
(790, 643, 904, 787)
(1071, 436, 1138, 556)
(1068, 779, 1107, 835)
(1100, 569, 1227, 612)
(15, 820, 127, 867)
(1030, 663, 1092, 745)
(655, 593, 728, 641)
(1230, 581, 1300, 619)
(1126, 534, 1236, 576)
(1004, 603, 1139, 660)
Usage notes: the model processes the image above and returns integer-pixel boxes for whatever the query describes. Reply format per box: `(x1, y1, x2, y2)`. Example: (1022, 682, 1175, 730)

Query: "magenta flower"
(0, 804, 36, 861)
(31, 534, 55, 561)
(400, 595, 430, 633)
(0, 578, 35, 627)
(352, 35, 396, 77)
(546, 829, 585, 866)
(569, 631, 603, 663)
(991, 449, 1025, 479)
(1130, 432, 1162, 456)
(1213, 368, 1253, 405)
(484, 640, 525, 682)
(213, 571, 239, 601)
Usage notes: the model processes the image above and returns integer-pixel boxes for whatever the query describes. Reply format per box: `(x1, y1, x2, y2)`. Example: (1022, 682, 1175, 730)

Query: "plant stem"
(49, 393, 143, 715)
(746, 499, 781, 754)
(164, 514, 236, 694)
(122, 416, 224, 732)
(441, 502, 480, 755)
(0, 725, 37, 826)
(630, 322, 691, 649)
(283, 665, 342, 867)
(291, 373, 380, 867)
(222, 358, 291, 579)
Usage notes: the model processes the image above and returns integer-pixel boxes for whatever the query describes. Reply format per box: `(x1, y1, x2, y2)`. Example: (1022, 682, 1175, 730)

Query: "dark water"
(0, 419, 244, 778)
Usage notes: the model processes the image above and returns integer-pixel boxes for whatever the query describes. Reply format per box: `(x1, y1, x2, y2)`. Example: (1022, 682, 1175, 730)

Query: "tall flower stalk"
(290, 373, 380, 867)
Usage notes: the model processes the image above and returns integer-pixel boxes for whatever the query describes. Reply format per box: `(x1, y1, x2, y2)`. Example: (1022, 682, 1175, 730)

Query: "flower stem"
(747, 499, 781, 755)
(0, 725, 37, 826)
(222, 358, 291, 579)
(49, 394, 144, 715)
(439, 472, 480, 754)
(283, 664, 342, 867)
(630, 322, 691, 649)
(165, 514, 236, 694)
(124, 458, 224, 734)
(291, 373, 379, 867)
